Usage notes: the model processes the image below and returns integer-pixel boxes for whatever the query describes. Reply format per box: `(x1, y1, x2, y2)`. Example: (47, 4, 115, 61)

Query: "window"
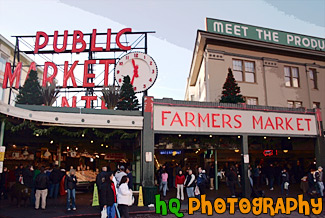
(245, 97, 258, 105)
(284, 66, 299, 87)
(0, 54, 8, 73)
(287, 101, 302, 108)
(232, 59, 255, 83)
(309, 69, 318, 89)
(313, 102, 320, 109)
(190, 95, 195, 101)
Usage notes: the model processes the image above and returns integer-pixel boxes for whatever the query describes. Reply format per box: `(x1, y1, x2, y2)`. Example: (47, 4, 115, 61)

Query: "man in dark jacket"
(307, 168, 315, 194)
(267, 163, 275, 191)
(126, 168, 133, 190)
(23, 165, 35, 205)
(315, 166, 324, 197)
(0, 167, 9, 200)
(96, 166, 108, 191)
(35, 167, 49, 210)
(227, 167, 237, 197)
(65, 169, 77, 211)
(196, 167, 207, 196)
(49, 165, 61, 199)
(99, 172, 116, 217)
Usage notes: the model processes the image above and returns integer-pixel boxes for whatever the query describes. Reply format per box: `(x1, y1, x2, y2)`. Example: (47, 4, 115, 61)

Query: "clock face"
(115, 52, 158, 93)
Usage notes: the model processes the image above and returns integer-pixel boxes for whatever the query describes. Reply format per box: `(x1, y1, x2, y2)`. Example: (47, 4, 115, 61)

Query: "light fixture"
(234, 149, 240, 153)
(101, 144, 104, 147)
(90, 140, 94, 143)
(44, 149, 51, 157)
(23, 149, 29, 156)
(90, 158, 94, 162)
(237, 136, 241, 139)
(82, 134, 85, 137)
(67, 146, 70, 150)
(178, 134, 181, 137)
(209, 135, 212, 138)
(76, 147, 78, 151)
(106, 145, 108, 148)
(50, 140, 54, 144)
(283, 150, 288, 153)
(96, 155, 100, 158)
(264, 136, 267, 139)
(36, 133, 39, 137)
(100, 153, 105, 156)
(13, 144, 17, 148)
(288, 137, 291, 140)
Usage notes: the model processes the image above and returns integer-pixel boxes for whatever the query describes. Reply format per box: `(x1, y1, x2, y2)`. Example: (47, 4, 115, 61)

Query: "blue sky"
(0, 0, 324, 102)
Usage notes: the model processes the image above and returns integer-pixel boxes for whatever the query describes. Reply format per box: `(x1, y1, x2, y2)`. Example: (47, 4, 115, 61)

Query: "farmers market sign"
(206, 18, 325, 52)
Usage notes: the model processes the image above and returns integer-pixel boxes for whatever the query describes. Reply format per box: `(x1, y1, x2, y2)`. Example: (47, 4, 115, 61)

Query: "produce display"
(75, 170, 98, 182)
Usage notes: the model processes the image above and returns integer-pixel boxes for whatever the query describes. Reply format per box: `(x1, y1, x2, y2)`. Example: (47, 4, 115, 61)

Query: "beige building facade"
(185, 19, 325, 128)
(0, 35, 43, 106)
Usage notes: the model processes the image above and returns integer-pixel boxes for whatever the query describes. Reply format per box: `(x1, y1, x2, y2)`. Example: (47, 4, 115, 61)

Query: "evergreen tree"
(220, 68, 245, 103)
(16, 70, 43, 105)
(116, 75, 140, 110)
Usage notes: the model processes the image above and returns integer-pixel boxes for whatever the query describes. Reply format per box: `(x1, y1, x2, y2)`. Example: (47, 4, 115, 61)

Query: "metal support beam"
(0, 121, 5, 147)
(241, 134, 250, 198)
(214, 149, 218, 190)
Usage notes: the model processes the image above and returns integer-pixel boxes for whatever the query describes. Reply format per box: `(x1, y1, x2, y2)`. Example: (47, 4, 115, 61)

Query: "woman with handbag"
(117, 176, 133, 218)
(100, 172, 117, 218)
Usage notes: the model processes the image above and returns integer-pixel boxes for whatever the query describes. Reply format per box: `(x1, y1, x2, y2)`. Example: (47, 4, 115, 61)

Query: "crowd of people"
(155, 161, 324, 199)
(0, 164, 134, 218)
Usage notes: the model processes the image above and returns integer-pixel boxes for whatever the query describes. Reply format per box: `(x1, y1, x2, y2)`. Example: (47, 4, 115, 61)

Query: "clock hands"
(131, 59, 139, 85)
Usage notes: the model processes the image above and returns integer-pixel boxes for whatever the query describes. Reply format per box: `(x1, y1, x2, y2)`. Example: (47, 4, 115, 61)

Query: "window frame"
(309, 68, 318, 90)
(313, 102, 320, 109)
(245, 96, 258, 105)
(284, 66, 300, 88)
(232, 59, 256, 83)
(287, 100, 303, 108)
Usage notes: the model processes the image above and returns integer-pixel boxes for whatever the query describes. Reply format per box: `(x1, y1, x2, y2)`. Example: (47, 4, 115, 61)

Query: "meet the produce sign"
(2, 28, 133, 108)
(206, 18, 325, 51)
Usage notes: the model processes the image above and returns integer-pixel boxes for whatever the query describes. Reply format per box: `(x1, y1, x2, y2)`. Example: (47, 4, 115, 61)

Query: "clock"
(115, 52, 158, 93)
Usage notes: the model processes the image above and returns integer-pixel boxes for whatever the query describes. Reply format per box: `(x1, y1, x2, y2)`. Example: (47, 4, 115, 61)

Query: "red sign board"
(104, 153, 126, 161)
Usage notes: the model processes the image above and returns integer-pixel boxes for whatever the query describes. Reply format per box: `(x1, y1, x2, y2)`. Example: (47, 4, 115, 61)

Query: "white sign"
(0, 146, 6, 162)
(244, 154, 249, 164)
(0, 162, 3, 173)
(145, 152, 153, 162)
(153, 105, 317, 136)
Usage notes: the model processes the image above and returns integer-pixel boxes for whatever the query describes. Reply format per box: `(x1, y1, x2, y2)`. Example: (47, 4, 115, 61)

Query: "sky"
(0, 0, 324, 103)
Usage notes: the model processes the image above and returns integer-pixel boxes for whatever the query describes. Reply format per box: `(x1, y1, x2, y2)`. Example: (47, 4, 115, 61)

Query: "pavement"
(0, 183, 324, 218)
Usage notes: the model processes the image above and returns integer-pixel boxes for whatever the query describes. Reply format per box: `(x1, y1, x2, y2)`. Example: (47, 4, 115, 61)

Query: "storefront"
(142, 97, 325, 198)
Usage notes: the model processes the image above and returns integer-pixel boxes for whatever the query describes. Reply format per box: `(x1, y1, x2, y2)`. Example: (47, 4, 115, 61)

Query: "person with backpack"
(315, 166, 324, 197)
(175, 170, 185, 200)
(196, 167, 207, 196)
(184, 169, 196, 198)
(64, 169, 77, 211)
(49, 165, 61, 199)
(35, 167, 50, 210)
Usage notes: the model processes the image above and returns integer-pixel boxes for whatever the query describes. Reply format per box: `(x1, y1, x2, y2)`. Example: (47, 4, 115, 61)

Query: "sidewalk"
(0, 183, 324, 218)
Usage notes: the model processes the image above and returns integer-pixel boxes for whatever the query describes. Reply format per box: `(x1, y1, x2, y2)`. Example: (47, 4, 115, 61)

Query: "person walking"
(315, 166, 324, 197)
(281, 168, 289, 196)
(307, 168, 315, 195)
(209, 164, 215, 190)
(160, 170, 168, 197)
(267, 163, 275, 191)
(227, 167, 237, 197)
(196, 167, 207, 196)
(35, 167, 49, 210)
(96, 166, 108, 210)
(100, 172, 117, 218)
(0, 167, 9, 200)
(49, 165, 61, 199)
(126, 168, 133, 190)
(115, 166, 127, 186)
(117, 176, 133, 218)
(23, 165, 35, 205)
(65, 169, 77, 211)
(175, 170, 185, 200)
(184, 169, 195, 198)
